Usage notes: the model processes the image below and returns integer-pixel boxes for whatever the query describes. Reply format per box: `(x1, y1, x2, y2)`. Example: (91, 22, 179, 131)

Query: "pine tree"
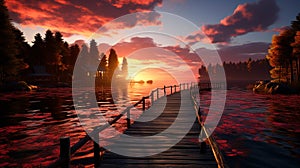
(108, 49, 119, 79)
(97, 53, 107, 81)
(30, 33, 45, 66)
(291, 31, 300, 82)
(98, 53, 107, 71)
(78, 44, 89, 73)
(0, 0, 22, 83)
(121, 57, 128, 79)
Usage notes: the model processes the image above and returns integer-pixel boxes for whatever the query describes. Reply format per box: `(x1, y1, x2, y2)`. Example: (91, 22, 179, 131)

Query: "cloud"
(6, 0, 162, 37)
(72, 39, 86, 48)
(78, 37, 269, 79)
(196, 42, 269, 62)
(110, 37, 157, 56)
(188, 0, 279, 44)
(94, 36, 202, 78)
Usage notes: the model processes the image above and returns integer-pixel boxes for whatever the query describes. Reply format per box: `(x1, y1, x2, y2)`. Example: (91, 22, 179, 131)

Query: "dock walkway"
(99, 91, 217, 167)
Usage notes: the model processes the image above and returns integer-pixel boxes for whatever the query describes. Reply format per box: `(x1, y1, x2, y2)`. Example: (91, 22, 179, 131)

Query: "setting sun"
(131, 68, 177, 84)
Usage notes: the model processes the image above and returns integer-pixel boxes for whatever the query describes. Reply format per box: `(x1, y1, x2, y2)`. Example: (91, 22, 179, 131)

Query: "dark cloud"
(199, 0, 279, 43)
(218, 42, 269, 61)
(6, 0, 162, 36)
(196, 42, 269, 63)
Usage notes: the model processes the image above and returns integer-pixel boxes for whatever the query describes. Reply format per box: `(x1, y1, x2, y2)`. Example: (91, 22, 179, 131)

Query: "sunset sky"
(6, 0, 300, 81)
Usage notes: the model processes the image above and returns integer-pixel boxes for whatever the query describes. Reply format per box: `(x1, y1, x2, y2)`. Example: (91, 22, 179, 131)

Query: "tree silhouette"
(199, 59, 270, 81)
(12, 27, 30, 62)
(121, 57, 128, 79)
(108, 49, 119, 80)
(29, 33, 45, 66)
(89, 39, 100, 67)
(291, 13, 300, 31)
(42, 30, 69, 81)
(291, 31, 300, 81)
(65, 44, 80, 72)
(0, 0, 23, 83)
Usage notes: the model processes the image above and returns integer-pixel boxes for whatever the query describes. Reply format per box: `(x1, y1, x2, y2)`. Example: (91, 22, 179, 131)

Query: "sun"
(133, 71, 153, 81)
(131, 68, 178, 84)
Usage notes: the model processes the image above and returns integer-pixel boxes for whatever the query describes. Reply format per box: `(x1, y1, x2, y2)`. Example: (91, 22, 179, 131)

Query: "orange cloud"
(108, 0, 161, 8)
(6, 0, 162, 37)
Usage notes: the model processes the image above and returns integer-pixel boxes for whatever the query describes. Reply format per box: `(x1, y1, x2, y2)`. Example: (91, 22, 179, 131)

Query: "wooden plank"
(98, 91, 218, 167)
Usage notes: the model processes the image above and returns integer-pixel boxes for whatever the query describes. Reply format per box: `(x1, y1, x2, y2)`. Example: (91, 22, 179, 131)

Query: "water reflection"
(1, 86, 299, 167)
(205, 90, 300, 168)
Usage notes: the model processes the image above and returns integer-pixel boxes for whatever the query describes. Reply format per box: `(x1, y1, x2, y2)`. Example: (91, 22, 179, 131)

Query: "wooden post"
(94, 133, 100, 167)
(156, 88, 159, 99)
(151, 91, 154, 105)
(170, 86, 173, 94)
(127, 109, 130, 128)
(200, 141, 207, 153)
(164, 86, 166, 96)
(142, 97, 146, 111)
(60, 136, 70, 168)
(174, 85, 177, 93)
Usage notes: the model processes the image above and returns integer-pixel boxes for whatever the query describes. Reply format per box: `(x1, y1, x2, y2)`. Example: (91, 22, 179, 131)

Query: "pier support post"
(127, 109, 130, 128)
(170, 86, 173, 94)
(200, 141, 207, 153)
(60, 136, 70, 168)
(164, 86, 166, 96)
(156, 89, 159, 99)
(142, 97, 146, 111)
(151, 91, 154, 105)
(94, 133, 100, 167)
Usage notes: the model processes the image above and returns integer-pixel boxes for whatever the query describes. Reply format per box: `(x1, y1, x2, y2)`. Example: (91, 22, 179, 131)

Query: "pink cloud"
(6, 0, 162, 37)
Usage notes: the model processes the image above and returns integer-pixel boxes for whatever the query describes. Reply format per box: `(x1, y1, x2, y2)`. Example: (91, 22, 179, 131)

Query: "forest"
(266, 13, 300, 85)
(0, 0, 125, 87)
(198, 59, 271, 81)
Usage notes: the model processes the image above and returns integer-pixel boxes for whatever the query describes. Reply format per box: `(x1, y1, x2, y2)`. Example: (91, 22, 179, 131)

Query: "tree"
(266, 29, 294, 83)
(89, 39, 99, 67)
(12, 27, 30, 61)
(266, 13, 300, 84)
(107, 48, 119, 79)
(247, 58, 252, 72)
(121, 57, 128, 78)
(291, 31, 300, 81)
(291, 13, 300, 31)
(96, 53, 107, 82)
(29, 33, 45, 66)
(77, 44, 89, 73)
(66, 44, 80, 70)
(43, 30, 68, 81)
(0, 0, 23, 83)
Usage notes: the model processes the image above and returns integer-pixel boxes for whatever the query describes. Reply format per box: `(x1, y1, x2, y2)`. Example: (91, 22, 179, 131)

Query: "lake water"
(0, 83, 299, 167)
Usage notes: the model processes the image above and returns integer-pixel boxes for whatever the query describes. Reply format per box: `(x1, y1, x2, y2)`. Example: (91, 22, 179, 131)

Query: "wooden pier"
(100, 90, 217, 167)
(47, 82, 227, 168)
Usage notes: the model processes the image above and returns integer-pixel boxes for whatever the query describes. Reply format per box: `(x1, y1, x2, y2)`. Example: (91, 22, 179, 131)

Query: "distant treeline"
(199, 59, 271, 81)
(0, 1, 127, 85)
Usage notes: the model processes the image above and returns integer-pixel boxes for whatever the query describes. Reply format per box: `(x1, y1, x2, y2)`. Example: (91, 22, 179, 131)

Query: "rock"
(253, 80, 297, 94)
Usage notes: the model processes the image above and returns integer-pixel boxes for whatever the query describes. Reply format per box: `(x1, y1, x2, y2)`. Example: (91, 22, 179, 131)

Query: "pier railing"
(47, 82, 225, 167)
(190, 83, 228, 168)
